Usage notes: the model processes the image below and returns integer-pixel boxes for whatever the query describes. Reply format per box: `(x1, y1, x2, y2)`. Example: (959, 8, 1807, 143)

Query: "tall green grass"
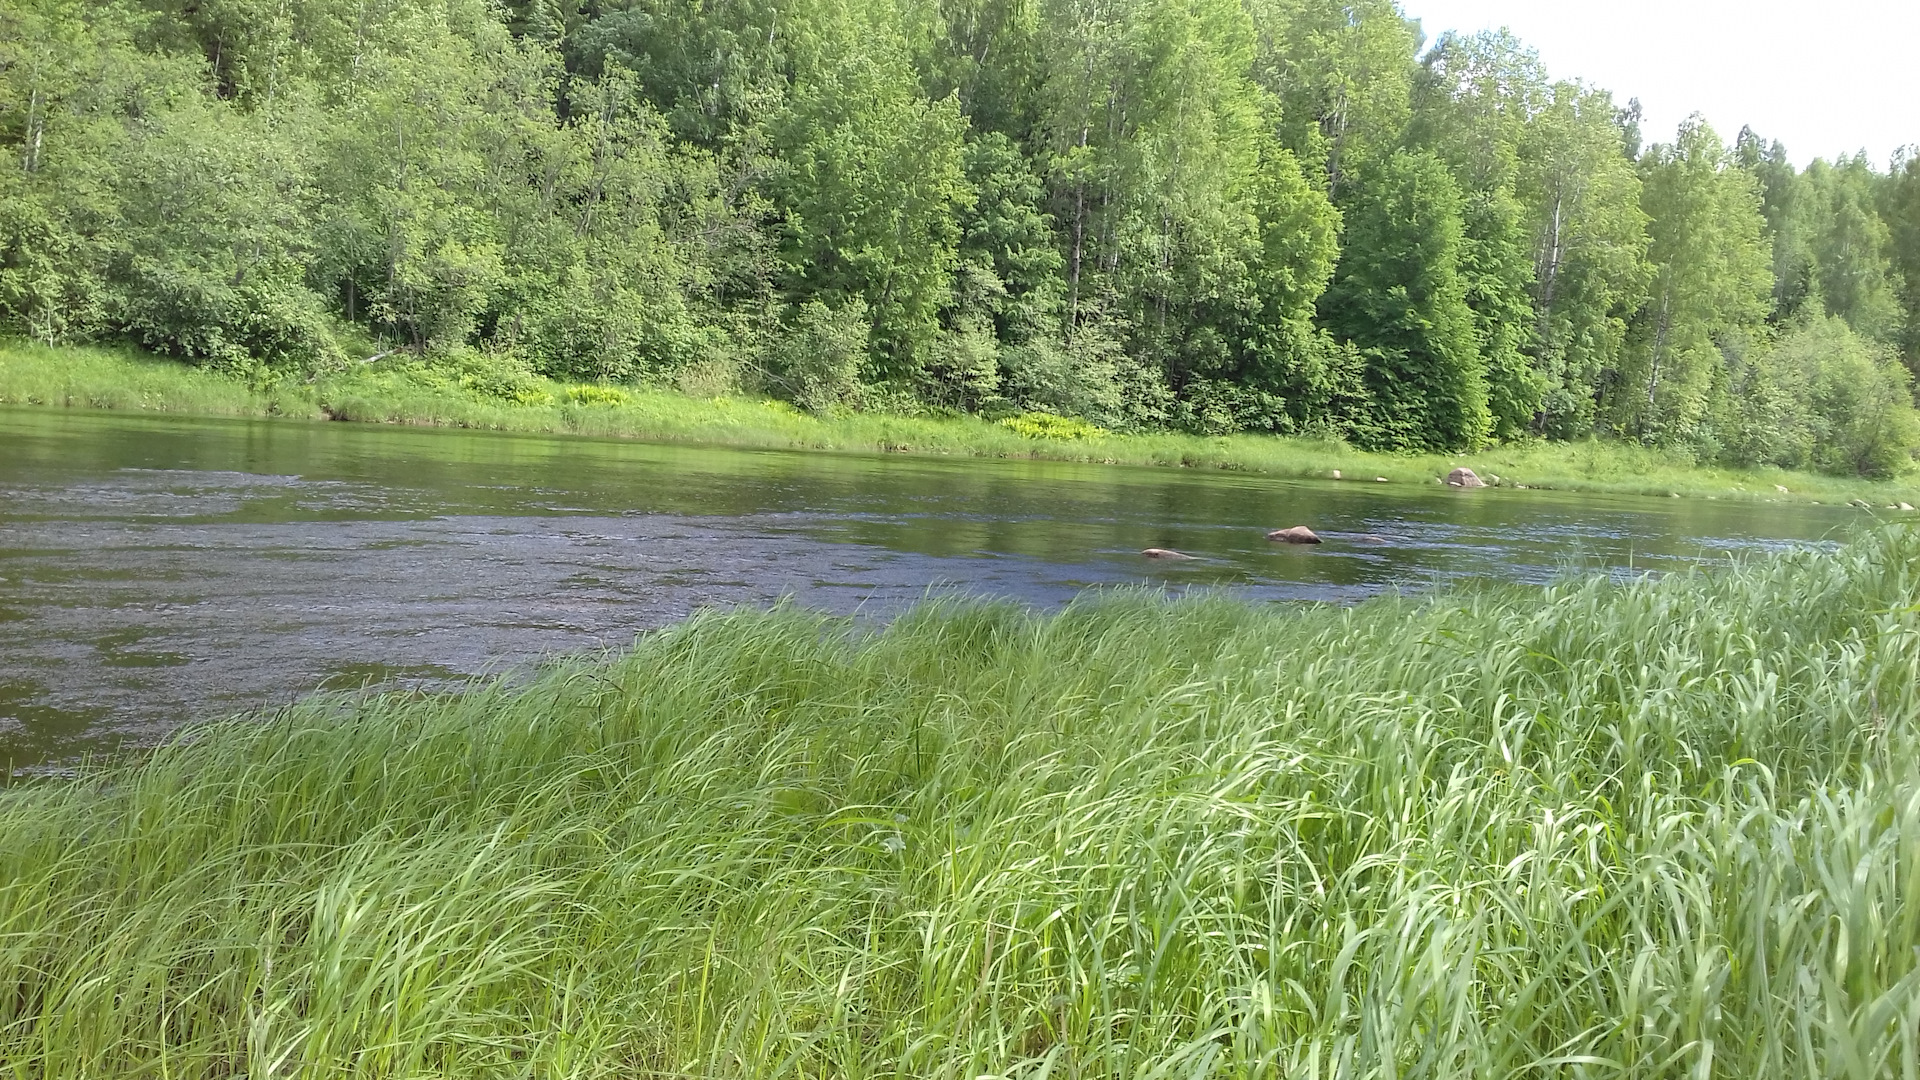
(5, 338, 1918, 505)
(0, 339, 322, 418)
(3, 531, 1918, 1076)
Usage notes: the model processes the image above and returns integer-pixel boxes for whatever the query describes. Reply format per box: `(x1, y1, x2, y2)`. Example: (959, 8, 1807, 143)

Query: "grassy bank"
(5, 338, 1919, 505)
(3, 529, 1918, 1075)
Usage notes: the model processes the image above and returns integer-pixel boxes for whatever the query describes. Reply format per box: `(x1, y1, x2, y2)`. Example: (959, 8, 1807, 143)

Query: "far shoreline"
(6, 338, 1919, 509)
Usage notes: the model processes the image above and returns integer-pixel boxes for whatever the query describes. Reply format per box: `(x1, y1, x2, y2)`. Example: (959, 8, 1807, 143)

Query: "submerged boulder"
(1446, 467, 1486, 488)
(1266, 526, 1322, 545)
(1141, 548, 1198, 560)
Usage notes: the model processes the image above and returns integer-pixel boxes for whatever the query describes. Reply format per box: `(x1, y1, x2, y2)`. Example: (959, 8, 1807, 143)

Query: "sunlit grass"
(4, 337, 1918, 504)
(3, 528, 1918, 1076)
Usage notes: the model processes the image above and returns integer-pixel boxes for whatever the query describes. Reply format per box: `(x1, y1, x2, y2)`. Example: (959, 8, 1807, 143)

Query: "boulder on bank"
(1141, 548, 1198, 560)
(1446, 467, 1486, 488)
(1266, 526, 1322, 545)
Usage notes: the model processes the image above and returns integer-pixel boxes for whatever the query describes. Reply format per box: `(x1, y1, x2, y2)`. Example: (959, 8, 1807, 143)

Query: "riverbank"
(2, 529, 1915, 1073)
(5, 339, 1917, 505)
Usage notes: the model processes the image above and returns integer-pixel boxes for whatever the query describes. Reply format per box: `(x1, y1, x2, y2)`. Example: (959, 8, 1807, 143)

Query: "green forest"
(5, 0, 1920, 470)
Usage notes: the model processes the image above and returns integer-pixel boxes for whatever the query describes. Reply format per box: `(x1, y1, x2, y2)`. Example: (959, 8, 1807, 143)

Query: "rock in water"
(1446, 467, 1486, 488)
(1266, 526, 1322, 545)
(1141, 548, 1198, 560)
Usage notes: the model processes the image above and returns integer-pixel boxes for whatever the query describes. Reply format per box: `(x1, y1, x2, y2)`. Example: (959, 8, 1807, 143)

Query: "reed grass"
(3, 529, 1918, 1077)
(7, 338, 1920, 506)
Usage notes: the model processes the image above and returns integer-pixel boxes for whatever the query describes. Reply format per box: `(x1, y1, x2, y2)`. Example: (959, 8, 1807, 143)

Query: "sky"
(1397, 0, 1920, 168)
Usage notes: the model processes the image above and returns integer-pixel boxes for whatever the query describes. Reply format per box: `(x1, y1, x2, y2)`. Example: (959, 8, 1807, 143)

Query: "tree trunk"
(23, 88, 45, 173)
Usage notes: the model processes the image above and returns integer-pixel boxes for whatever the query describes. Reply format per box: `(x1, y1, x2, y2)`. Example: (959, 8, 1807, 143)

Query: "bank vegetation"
(1, 528, 1917, 1074)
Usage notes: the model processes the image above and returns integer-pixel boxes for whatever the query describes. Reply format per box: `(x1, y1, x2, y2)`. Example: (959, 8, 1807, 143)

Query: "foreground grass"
(3, 531, 1919, 1076)
(5, 337, 1919, 505)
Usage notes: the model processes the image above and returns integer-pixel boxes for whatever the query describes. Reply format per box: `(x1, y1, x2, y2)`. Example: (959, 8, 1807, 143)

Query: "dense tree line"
(4, 0, 1919, 470)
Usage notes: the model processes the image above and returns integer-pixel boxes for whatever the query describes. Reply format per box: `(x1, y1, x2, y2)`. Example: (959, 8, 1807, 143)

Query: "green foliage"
(1614, 118, 1773, 445)
(1748, 138, 1904, 342)
(1186, 140, 1345, 433)
(1885, 151, 1920, 370)
(1407, 32, 1547, 442)
(769, 297, 872, 413)
(999, 311, 1169, 430)
(952, 133, 1063, 348)
(774, 33, 971, 373)
(0, 0, 1910, 466)
(1248, 0, 1416, 192)
(996, 409, 1104, 439)
(8, 530, 1920, 1072)
(1517, 83, 1651, 439)
(429, 350, 558, 405)
(1321, 149, 1490, 452)
(1801, 155, 1903, 341)
(1713, 316, 1919, 477)
(1740, 128, 1819, 323)
(566, 0, 790, 143)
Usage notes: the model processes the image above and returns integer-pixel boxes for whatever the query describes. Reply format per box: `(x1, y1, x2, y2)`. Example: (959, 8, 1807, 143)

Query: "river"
(0, 407, 1867, 773)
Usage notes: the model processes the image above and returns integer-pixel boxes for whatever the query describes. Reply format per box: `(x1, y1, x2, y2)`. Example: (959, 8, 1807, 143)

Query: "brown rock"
(1141, 548, 1198, 560)
(1266, 526, 1322, 545)
(1446, 467, 1486, 488)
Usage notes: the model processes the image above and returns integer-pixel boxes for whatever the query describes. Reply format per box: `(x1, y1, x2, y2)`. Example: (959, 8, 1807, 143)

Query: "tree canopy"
(2, 0, 1916, 470)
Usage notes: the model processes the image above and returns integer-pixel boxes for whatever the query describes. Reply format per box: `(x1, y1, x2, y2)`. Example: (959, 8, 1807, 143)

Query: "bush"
(770, 299, 871, 414)
(918, 325, 1001, 411)
(119, 275, 346, 379)
(1714, 316, 1920, 477)
(999, 316, 1169, 431)
(430, 350, 556, 406)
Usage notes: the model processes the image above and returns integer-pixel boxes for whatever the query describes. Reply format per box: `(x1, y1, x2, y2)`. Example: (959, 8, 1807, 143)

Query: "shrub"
(770, 299, 871, 414)
(431, 350, 556, 406)
(1714, 316, 1920, 477)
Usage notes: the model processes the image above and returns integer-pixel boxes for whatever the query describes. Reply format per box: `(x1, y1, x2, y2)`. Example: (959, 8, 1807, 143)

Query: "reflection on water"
(0, 407, 1868, 772)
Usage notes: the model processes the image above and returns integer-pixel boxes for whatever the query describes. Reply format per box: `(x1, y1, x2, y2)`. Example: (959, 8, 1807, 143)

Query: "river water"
(0, 407, 1869, 772)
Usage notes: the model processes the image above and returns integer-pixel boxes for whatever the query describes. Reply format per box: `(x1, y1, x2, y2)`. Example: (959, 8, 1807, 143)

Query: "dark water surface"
(0, 407, 1867, 771)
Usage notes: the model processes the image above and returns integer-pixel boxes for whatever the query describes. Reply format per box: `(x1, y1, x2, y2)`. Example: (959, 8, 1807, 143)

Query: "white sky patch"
(1398, 0, 1920, 168)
